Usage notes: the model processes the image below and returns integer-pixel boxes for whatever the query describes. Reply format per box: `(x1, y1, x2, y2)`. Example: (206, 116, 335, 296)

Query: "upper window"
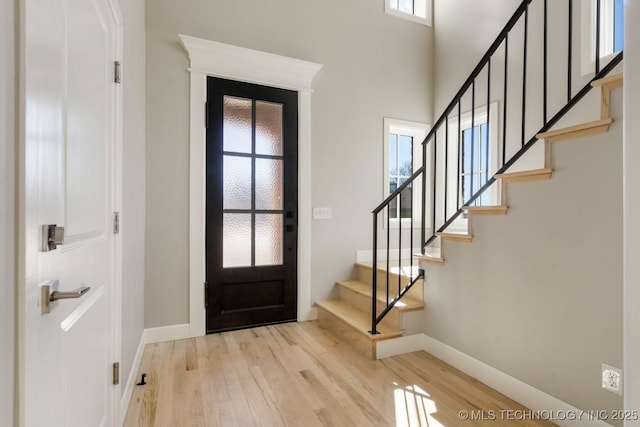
(383, 118, 429, 227)
(385, 0, 431, 26)
(581, 0, 624, 74)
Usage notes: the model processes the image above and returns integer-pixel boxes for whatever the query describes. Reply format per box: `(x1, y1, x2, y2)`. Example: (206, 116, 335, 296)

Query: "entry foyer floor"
(124, 321, 556, 426)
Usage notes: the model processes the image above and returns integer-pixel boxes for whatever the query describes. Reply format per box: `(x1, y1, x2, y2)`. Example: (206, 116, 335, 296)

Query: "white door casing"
(21, 0, 122, 426)
(179, 35, 323, 337)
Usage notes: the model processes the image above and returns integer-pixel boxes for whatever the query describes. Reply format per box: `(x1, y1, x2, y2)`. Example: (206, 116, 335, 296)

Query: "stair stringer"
(421, 73, 623, 263)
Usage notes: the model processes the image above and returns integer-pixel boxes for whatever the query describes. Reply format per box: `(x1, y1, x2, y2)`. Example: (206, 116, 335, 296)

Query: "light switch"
(313, 207, 332, 219)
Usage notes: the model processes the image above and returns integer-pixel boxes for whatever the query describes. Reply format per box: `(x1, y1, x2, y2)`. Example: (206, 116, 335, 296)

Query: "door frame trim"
(107, 0, 124, 423)
(179, 35, 323, 337)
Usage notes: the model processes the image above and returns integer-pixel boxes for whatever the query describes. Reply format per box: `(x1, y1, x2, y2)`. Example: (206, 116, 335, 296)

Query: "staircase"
(316, 261, 424, 359)
(314, 0, 624, 359)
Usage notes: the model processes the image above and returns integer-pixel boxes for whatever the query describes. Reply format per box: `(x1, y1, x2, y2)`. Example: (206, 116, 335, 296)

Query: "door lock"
(41, 224, 65, 252)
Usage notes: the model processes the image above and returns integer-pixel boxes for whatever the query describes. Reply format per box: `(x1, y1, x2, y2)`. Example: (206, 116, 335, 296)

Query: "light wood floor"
(124, 321, 556, 427)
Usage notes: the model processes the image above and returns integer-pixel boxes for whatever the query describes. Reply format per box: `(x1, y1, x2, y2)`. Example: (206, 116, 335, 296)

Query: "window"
(461, 123, 491, 206)
(612, 0, 624, 52)
(601, 0, 624, 55)
(385, 0, 431, 26)
(389, 133, 414, 219)
(447, 102, 499, 210)
(383, 118, 429, 227)
(581, 0, 624, 74)
(390, 0, 414, 15)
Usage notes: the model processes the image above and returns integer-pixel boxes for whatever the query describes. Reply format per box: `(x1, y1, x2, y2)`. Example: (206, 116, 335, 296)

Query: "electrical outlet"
(602, 363, 622, 395)
(313, 207, 332, 220)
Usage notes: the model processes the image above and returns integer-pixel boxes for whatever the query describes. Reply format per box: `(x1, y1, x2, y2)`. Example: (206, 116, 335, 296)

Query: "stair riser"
(356, 264, 413, 287)
(357, 265, 424, 301)
(317, 307, 376, 359)
(337, 286, 403, 330)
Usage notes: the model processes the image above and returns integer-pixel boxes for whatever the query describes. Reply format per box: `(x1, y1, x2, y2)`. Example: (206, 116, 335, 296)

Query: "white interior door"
(23, 0, 120, 426)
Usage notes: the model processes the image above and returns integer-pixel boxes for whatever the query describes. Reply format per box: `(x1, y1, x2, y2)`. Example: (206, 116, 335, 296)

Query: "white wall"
(623, 1, 640, 424)
(144, 0, 434, 327)
(431, 0, 624, 421)
(433, 0, 517, 113)
(0, 0, 17, 425)
(118, 0, 146, 400)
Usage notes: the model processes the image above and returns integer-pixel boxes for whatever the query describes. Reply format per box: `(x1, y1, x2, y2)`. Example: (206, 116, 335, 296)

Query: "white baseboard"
(143, 323, 192, 344)
(118, 324, 193, 425)
(141, 313, 319, 343)
(377, 333, 426, 359)
(377, 333, 612, 427)
(299, 307, 318, 321)
(119, 335, 145, 426)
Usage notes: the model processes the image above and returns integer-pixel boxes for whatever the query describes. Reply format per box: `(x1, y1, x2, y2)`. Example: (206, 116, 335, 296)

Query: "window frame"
(385, 0, 432, 27)
(383, 118, 429, 229)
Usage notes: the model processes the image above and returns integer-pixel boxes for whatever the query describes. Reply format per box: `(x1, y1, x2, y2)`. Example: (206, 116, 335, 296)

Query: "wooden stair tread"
(436, 231, 473, 242)
(495, 168, 552, 183)
(591, 73, 623, 88)
(536, 118, 612, 141)
(315, 299, 404, 340)
(462, 205, 508, 215)
(337, 280, 424, 312)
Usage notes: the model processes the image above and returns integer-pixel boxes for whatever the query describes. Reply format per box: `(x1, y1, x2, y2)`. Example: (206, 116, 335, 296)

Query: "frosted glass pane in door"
(223, 214, 252, 267)
(255, 214, 283, 266)
(223, 96, 252, 153)
(223, 156, 252, 209)
(255, 159, 283, 210)
(255, 101, 283, 156)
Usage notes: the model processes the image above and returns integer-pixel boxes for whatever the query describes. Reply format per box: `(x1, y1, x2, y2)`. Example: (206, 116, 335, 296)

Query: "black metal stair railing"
(370, 0, 624, 335)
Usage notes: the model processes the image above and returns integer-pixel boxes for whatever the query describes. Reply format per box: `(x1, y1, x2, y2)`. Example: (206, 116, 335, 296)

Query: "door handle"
(39, 280, 91, 314)
(50, 287, 91, 301)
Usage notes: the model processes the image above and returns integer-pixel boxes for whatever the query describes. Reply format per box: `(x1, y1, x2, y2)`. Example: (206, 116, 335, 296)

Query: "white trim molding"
(143, 323, 191, 345)
(179, 35, 322, 93)
(377, 334, 611, 427)
(119, 335, 145, 426)
(179, 35, 323, 337)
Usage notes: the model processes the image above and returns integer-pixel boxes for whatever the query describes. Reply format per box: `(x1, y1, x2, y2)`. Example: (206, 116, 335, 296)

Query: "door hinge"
(113, 212, 120, 234)
(113, 362, 120, 385)
(204, 281, 208, 308)
(114, 61, 121, 84)
(205, 102, 209, 129)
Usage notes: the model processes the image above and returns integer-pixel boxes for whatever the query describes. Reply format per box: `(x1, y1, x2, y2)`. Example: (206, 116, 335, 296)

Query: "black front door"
(206, 77, 298, 333)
